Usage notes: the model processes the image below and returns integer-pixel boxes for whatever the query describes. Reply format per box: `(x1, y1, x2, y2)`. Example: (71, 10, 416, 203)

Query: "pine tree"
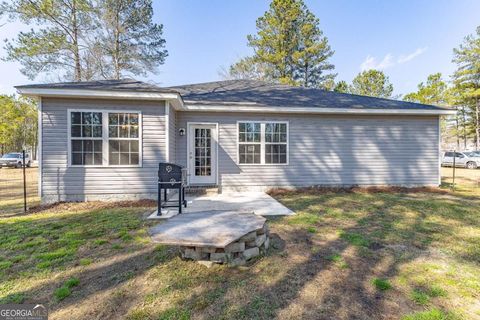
(95, 0, 167, 79)
(349, 69, 394, 98)
(333, 80, 349, 93)
(220, 56, 272, 81)
(292, 6, 335, 88)
(1, 0, 95, 80)
(453, 26, 480, 149)
(403, 73, 447, 105)
(228, 0, 335, 87)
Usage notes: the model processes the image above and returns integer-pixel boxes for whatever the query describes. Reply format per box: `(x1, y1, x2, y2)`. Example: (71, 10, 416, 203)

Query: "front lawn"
(0, 178, 479, 319)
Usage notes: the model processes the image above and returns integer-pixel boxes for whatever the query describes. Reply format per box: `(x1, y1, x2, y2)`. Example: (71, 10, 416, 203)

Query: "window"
(265, 123, 287, 164)
(108, 113, 140, 165)
(69, 110, 141, 166)
(238, 121, 288, 165)
(70, 111, 103, 165)
(238, 123, 261, 164)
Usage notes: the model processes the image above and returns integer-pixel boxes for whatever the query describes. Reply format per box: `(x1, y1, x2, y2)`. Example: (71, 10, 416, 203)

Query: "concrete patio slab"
(149, 210, 266, 247)
(146, 191, 294, 220)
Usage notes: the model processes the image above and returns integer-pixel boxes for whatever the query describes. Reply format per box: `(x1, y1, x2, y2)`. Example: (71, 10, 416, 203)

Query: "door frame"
(186, 122, 219, 185)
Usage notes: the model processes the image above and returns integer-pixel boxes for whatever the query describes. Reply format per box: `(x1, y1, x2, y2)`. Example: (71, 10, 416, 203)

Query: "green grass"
(306, 226, 317, 233)
(0, 171, 479, 319)
(0, 260, 13, 270)
(79, 258, 93, 266)
(326, 253, 349, 269)
(402, 308, 459, 320)
(53, 277, 80, 301)
(410, 286, 448, 305)
(65, 277, 80, 288)
(339, 231, 370, 247)
(0, 293, 25, 304)
(54, 286, 71, 301)
(157, 307, 190, 320)
(372, 278, 392, 291)
(411, 289, 430, 305)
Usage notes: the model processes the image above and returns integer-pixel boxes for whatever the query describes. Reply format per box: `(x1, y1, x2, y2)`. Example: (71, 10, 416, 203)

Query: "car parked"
(465, 151, 480, 158)
(0, 152, 31, 168)
(442, 151, 479, 169)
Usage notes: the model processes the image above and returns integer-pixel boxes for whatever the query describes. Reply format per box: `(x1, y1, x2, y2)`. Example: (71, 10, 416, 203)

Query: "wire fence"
(0, 161, 39, 215)
(440, 166, 480, 191)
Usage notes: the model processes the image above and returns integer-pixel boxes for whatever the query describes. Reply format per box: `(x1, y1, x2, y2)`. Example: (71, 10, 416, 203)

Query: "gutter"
(183, 104, 457, 116)
(15, 87, 186, 110)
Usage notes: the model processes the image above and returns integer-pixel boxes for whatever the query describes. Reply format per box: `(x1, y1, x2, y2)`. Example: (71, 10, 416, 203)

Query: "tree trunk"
(462, 106, 467, 149)
(455, 107, 460, 150)
(304, 64, 308, 87)
(476, 95, 480, 150)
(114, 7, 121, 80)
(72, 0, 82, 81)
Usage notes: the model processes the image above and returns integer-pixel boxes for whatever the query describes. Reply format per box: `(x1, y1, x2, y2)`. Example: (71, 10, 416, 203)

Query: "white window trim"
(67, 109, 143, 168)
(236, 121, 289, 166)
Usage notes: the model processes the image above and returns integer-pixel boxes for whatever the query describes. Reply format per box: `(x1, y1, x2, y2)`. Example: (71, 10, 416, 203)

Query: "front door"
(188, 123, 217, 185)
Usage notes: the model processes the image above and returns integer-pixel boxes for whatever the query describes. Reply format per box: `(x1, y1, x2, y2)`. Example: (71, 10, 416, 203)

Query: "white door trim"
(187, 122, 218, 185)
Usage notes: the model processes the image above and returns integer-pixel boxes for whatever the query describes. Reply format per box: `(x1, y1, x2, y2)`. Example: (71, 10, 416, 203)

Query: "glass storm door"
(188, 124, 217, 185)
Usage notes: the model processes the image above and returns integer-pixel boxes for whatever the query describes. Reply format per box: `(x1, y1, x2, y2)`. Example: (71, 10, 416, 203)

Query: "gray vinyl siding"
(168, 104, 176, 163)
(41, 98, 167, 202)
(176, 112, 440, 188)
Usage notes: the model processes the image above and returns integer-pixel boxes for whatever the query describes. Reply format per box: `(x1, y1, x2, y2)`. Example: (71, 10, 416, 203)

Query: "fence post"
(22, 150, 27, 212)
(452, 150, 456, 191)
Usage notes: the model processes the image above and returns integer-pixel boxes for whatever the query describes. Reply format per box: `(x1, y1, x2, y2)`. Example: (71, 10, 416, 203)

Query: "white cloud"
(398, 47, 428, 64)
(359, 47, 428, 71)
(360, 53, 394, 71)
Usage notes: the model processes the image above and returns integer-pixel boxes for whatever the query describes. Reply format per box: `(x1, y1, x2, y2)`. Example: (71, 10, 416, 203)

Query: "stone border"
(180, 223, 270, 267)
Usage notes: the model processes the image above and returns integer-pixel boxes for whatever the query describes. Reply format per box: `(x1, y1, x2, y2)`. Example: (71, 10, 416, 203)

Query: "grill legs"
(157, 184, 187, 216)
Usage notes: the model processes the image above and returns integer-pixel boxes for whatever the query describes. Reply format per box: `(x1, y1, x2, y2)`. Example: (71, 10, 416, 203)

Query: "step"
(185, 186, 219, 196)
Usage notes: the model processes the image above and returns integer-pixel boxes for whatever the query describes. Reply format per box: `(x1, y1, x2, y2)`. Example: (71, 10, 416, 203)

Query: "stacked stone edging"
(180, 222, 270, 267)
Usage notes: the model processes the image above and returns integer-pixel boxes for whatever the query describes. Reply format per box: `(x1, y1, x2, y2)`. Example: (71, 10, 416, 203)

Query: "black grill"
(157, 163, 187, 215)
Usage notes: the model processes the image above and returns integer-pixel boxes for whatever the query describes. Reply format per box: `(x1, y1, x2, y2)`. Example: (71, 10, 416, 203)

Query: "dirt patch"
(28, 199, 156, 214)
(268, 185, 449, 197)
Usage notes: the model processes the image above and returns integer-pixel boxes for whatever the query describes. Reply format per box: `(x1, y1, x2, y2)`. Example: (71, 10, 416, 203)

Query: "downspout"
(37, 97, 43, 198)
(165, 101, 170, 162)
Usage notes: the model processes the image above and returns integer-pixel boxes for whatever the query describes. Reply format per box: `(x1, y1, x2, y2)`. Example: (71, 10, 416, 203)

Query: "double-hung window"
(238, 122, 261, 164)
(238, 121, 288, 165)
(69, 110, 141, 167)
(70, 112, 103, 165)
(108, 113, 140, 165)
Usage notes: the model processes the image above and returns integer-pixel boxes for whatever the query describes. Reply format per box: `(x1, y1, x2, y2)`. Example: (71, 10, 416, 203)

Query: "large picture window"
(238, 121, 288, 165)
(69, 110, 141, 167)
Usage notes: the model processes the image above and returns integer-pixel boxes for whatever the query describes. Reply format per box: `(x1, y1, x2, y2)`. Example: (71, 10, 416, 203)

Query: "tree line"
(222, 0, 480, 150)
(0, 95, 37, 156)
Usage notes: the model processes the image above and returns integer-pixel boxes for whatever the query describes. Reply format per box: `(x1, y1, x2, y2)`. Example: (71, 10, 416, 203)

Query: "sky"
(0, 0, 479, 96)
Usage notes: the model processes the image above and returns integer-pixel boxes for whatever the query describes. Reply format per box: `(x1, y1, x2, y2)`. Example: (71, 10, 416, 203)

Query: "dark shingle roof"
(170, 79, 451, 111)
(15, 79, 178, 94)
(16, 78, 453, 112)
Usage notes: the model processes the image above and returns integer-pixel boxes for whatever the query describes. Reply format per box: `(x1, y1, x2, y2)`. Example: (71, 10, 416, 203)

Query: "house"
(16, 79, 454, 203)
